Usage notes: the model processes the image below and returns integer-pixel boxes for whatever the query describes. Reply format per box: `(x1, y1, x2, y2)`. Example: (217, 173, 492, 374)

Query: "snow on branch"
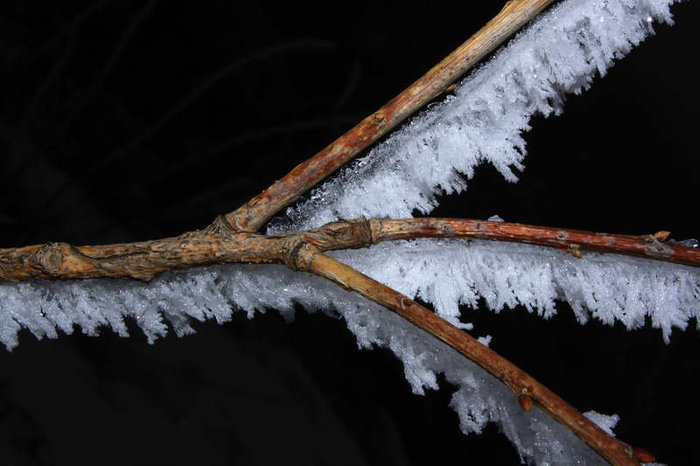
(269, 0, 678, 234)
(0, 255, 634, 464)
(331, 238, 700, 344)
(0, 0, 688, 464)
(3, 217, 698, 350)
(4, 228, 688, 463)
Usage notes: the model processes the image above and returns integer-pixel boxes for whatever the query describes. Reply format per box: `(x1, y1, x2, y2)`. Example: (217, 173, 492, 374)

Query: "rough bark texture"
(3, 214, 676, 464)
(0, 2, 684, 464)
(3, 217, 696, 282)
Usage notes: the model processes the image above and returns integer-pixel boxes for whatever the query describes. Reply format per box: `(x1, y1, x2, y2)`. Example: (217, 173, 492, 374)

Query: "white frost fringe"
(2, 240, 698, 463)
(0, 0, 687, 464)
(0, 259, 623, 464)
(332, 240, 700, 344)
(268, 0, 677, 234)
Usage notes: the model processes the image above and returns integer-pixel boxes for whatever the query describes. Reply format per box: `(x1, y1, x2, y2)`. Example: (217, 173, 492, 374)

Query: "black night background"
(1, 1, 699, 465)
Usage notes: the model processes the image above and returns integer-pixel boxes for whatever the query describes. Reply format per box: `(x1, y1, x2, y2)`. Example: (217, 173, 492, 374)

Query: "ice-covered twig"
(294, 243, 647, 466)
(270, 0, 679, 235)
(226, 0, 556, 232)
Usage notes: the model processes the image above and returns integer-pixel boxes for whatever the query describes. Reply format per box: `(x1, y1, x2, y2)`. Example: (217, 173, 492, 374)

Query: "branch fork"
(3, 1, 686, 464)
(1, 215, 690, 464)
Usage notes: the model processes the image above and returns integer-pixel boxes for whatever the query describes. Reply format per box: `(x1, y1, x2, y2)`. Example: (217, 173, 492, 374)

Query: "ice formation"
(0, 259, 617, 464)
(331, 240, 700, 344)
(1, 239, 698, 462)
(268, 0, 677, 234)
(0, 0, 688, 464)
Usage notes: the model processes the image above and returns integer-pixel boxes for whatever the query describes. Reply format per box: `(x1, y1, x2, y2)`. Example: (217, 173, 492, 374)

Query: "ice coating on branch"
(0, 255, 615, 464)
(268, 0, 677, 234)
(4, 239, 697, 349)
(0, 0, 686, 463)
(1, 240, 698, 462)
(331, 239, 700, 344)
(584, 411, 620, 437)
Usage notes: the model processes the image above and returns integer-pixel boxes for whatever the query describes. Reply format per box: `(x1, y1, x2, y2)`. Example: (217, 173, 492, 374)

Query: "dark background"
(1, 1, 698, 465)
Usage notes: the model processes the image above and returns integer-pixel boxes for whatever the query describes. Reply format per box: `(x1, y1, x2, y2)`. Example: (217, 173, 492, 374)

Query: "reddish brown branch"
(369, 218, 700, 267)
(295, 244, 644, 466)
(226, 0, 557, 232)
(0, 218, 681, 465)
(2, 217, 697, 282)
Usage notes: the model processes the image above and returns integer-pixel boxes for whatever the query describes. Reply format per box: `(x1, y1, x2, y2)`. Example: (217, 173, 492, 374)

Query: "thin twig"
(2, 217, 696, 282)
(370, 218, 700, 266)
(1, 215, 673, 463)
(0, 217, 678, 464)
(293, 244, 643, 466)
(226, 0, 558, 232)
(0, 3, 682, 464)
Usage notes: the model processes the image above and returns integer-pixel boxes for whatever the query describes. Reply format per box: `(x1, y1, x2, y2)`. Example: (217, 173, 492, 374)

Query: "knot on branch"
(643, 234, 674, 259)
(32, 243, 71, 273)
(302, 218, 374, 250)
(284, 241, 319, 272)
(31, 242, 92, 277)
(203, 215, 238, 235)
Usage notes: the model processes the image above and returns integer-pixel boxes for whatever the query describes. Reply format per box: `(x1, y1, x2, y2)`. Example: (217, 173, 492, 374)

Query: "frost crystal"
(0, 0, 687, 464)
(1, 240, 697, 463)
(583, 411, 620, 437)
(268, 0, 677, 234)
(0, 261, 614, 464)
(331, 240, 700, 344)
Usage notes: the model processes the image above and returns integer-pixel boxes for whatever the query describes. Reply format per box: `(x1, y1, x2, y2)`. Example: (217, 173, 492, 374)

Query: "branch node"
(285, 241, 319, 272)
(204, 215, 238, 235)
(371, 111, 387, 128)
(518, 393, 533, 412)
(569, 244, 583, 259)
(642, 234, 674, 259)
(31, 242, 93, 276)
(652, 230, 671, 243)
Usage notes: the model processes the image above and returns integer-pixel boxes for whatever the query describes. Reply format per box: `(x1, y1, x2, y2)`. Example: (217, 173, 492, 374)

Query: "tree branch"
(2, 216, 683, 465)
(2, 215, 673, 463)
(292, 243, 645, 466)
(2, 217, 696, 282)
(370, 218, 700, 266)
(225, 0, 557, 232)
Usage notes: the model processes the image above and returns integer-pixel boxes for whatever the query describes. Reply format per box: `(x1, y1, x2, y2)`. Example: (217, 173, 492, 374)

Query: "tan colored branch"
(0, 217, 370, 282)
(293, 244, 645, 466)
(225, 0, 557, 232)
(2, 217, 697, 282)
(1, 217, 679, 464)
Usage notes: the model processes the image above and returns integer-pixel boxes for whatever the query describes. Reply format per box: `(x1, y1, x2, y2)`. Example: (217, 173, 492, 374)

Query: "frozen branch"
(371, 218, 700, 266)
(294, 243, 647, 466)
(2, 217, 697, 282)
(0, 2, 688, 463)
(226, 0, 556, 232)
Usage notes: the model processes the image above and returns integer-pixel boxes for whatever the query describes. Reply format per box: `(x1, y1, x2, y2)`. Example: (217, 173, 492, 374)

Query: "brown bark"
(370, 218, 700, 266)
(2, 217, 697, 282)
(295, 244, 642, 466)
(2, 218, 677, 465)
(225, 0, 557, 232)
(1, 216, 689, 464)
(0, 3, 679, 463)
